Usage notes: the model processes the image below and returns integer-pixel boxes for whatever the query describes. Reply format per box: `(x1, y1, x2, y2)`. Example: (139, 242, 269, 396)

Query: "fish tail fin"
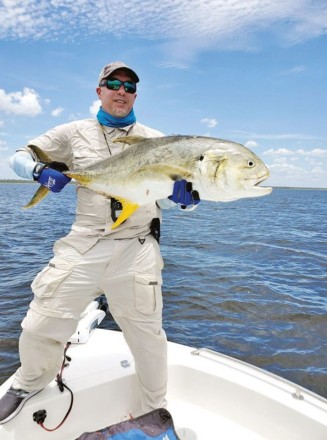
(23, 185, 50, 208)
(111, 197, 139, 229)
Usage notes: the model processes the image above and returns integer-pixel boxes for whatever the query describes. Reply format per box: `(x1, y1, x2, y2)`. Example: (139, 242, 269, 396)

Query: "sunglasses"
(100, 79, 137, 94)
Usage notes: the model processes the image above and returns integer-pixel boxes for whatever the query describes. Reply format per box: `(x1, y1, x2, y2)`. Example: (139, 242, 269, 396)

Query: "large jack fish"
(25, 135, 272, 228)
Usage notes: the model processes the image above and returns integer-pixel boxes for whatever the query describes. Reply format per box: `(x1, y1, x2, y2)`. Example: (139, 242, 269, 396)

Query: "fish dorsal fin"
(137, 163, 194, 181)
(111, 196, 139, 229)
(114, 136, 145, 145)
(28, 145, 53, 163)
(23, 186, 50, 209)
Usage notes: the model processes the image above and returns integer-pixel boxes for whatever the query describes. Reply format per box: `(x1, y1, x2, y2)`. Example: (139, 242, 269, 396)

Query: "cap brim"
(108, 67, 139, 83)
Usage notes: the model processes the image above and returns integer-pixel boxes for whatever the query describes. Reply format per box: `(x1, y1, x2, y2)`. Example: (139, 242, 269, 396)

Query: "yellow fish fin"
(138, 164, 194, 181)
(111, 197, 139, 229)
(23, 186, 50, 209)
(114, 135, 146, 145)
(28, 145, 53, 163)
(64, 171, 91, 186)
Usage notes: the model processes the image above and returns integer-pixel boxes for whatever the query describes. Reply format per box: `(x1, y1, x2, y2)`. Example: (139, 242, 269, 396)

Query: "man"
(0, 61, 200, 424)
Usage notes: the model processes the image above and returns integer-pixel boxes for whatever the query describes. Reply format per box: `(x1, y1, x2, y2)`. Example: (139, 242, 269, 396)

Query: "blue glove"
(168, 180, 200, 210)
(33, 162, 71, 193)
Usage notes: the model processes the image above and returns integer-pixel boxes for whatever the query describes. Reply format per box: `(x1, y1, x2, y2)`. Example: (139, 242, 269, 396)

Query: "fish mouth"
(255, 173, 269, 186)
(244, 172, 272, 193)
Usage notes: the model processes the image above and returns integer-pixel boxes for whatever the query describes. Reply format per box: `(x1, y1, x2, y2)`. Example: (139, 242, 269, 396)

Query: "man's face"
(97, 70, 137, 117)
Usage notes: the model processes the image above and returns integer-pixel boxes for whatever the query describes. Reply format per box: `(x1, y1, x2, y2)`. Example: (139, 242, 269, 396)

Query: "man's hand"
(33, 161, 71, 193)
(168, 180, 201, 210)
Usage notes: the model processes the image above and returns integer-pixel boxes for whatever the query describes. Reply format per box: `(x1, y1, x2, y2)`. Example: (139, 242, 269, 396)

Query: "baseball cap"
(98, 61, 140, 85)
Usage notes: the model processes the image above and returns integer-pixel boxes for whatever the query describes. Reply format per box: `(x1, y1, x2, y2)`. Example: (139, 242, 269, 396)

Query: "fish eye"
(247, 160, 255, 167)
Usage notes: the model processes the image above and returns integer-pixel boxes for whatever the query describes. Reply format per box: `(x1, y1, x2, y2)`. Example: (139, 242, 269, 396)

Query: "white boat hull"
(0, 328, 326, 439)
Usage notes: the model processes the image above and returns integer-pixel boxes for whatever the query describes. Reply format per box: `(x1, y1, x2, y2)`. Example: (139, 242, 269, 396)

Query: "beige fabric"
(21, 119, 163, 240)
(13, 119, 168, 412)
(13, 236, 167, 412)
(98, 61, 139, 84)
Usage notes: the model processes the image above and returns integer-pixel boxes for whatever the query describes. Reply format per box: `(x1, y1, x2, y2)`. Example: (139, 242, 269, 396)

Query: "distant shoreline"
(0, 180, 326, 191)
(0, 180, 75, 185)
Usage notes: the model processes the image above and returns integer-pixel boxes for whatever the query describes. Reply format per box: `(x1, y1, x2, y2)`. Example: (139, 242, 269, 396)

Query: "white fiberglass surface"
(167, 364, 327, 440)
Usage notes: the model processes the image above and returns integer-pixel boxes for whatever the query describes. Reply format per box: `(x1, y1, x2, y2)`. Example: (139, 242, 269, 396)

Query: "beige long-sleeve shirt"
(18, 119, 164, 250)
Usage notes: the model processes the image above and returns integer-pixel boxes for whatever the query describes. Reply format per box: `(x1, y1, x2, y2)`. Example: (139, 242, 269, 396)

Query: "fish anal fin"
(111, 197, 139, 229)
(137, 164, 194, 181)
(114, 136, 145, 145)
(23, 185, 50, 209)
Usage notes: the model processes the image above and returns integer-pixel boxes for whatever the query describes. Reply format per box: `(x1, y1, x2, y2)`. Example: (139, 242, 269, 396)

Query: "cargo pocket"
(31, 257, 75, 299)
(134, 275, 163, 315)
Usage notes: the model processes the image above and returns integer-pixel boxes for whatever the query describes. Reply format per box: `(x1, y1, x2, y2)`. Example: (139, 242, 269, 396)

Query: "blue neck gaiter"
(97, 106, 136, 128)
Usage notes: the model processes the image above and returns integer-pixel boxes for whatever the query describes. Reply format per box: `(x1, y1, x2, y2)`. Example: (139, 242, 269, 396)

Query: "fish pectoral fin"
(138, 164, 194, 181)
(111, 197, 139, 229)
(205, 150, 227, 161)
(23, 185, 50, 209)
(114, 135, 146, 145)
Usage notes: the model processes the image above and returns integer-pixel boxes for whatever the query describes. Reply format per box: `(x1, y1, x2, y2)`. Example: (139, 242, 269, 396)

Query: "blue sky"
(0, 0, 326, 188)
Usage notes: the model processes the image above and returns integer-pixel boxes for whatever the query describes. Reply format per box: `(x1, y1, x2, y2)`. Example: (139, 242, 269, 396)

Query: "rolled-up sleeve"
(9, 150, 36, 180)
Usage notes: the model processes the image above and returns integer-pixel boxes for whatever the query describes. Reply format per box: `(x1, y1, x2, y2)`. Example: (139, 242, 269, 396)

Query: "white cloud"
(90, 100, 101, 117)
(51, 107, 64, 117)
(68, 112, 84, 121)
(310, 148, 327, 157)
(245, 140, 258, 149)
(0, 1, 326, 56)
(0, 88, 42, 116)
(269, 161, 302, 172)
(233, 130, 320, 141)
(265, 148, 294, 155)
(0, 139, 8, 151)
(311, 166, 324, 175)
(264, 148, 327, 157)
(265, 147, 327, 188)
(279, 65, 307, 75)
(201, 118, 217, 128)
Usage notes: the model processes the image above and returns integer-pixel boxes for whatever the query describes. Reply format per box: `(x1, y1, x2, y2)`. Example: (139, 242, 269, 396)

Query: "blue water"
(0, 184, 326, 398)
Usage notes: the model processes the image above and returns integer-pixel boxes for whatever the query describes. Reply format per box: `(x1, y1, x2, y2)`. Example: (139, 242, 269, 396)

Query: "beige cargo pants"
(12, 235, 167, 413)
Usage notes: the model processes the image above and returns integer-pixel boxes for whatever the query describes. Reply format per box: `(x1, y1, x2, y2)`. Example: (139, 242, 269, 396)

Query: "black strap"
(111, 197, 123, 222)
(150, 218, 161, 243)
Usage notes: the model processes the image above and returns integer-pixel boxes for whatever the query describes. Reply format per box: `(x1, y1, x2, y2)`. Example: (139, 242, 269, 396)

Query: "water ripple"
(0, 184, 326, 398)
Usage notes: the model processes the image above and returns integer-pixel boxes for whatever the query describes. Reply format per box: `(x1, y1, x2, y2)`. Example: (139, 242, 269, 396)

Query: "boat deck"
(0, 329, 326, 439)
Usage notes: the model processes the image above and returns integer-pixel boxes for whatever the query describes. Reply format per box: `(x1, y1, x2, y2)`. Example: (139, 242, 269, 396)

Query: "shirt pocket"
(31, 257, 75, 299)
